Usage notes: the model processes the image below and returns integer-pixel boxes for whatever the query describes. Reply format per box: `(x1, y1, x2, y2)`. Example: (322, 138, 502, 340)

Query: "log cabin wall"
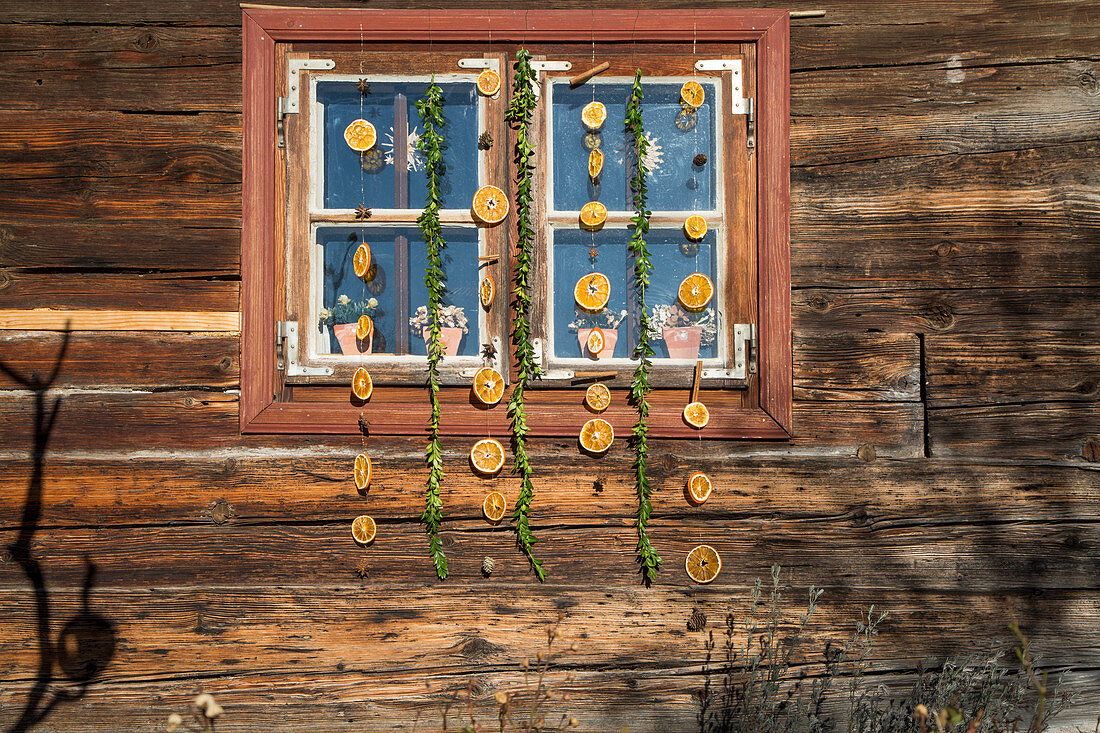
(0, 2, 1097, 730)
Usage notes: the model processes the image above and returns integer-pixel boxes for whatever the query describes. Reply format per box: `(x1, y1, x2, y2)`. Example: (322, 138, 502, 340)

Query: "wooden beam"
(0, 309, 240, 332)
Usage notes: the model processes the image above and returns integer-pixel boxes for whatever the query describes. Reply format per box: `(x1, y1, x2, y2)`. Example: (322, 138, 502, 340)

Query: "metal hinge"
(276, 320, 333, 378)
(277, 58, 335, 148)
(695, 59, 755, 151)
(459, 336, 505, 379)
(530, 338, 574, 380)
(701, 323, 757, 381)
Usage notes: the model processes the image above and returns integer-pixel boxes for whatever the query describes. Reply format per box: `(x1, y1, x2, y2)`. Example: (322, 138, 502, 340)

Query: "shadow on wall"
(1, 329, 116, 733)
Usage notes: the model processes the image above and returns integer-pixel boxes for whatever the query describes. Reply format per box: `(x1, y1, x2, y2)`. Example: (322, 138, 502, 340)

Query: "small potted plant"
(409, 304, 469, 356)
(319, 294, 383, 355)
(650, 303, 717, 359)
(569, 307, 628, 360)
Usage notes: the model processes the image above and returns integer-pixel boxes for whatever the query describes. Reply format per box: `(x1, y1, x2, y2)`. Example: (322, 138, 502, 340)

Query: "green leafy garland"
(504, 48, 545, 581)
(625, 70, 661, 583)
(415, 78, 449, 580)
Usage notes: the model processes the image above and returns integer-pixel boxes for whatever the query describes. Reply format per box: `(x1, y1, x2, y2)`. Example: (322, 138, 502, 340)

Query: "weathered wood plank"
(2, 517, 1096, 591)
(0, 221, 239, 271)
(929, 402, 1099, 463)
(0, 271, 238, 311)
(0, 390, 922, 454)
(792, 60, 1100, 165)
(794, 287, 1099, 336)
(0, 331, 238, 389)
(1, 456, 1095, 530)
(0, 309, 239, 332)
(926, 331, 1100, 407)
(791, 141, 1100, 289)
(794, 331, 919, 401)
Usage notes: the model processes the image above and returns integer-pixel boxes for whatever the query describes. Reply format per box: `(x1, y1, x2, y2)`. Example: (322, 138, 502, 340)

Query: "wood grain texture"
(0, 309, 239, 331)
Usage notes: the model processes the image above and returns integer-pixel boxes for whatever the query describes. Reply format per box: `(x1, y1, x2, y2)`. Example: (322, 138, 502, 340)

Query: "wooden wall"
(1, 2, 1097, 730)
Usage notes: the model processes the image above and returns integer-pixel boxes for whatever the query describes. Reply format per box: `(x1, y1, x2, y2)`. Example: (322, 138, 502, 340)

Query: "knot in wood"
(1083, 439, 1100, 463)
(210, 499, 233, 525)
(856, 443, 876, 462)
(1077, 71, 1098, 95)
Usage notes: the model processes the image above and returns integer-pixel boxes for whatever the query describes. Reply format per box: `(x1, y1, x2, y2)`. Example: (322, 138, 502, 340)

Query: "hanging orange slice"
(574, 272, 610, 311)
(344, 119, 377, 152)
(581, 101, 607, 131)
(687, 472, 712, 504)
(355, 314, 373, 342)
(351, 515, 376, 545)
(470, 438, 506, 475)
(579, 417, 614, 454)
(353, 242, 372, 279)
(588, 147, 604, 180)
(681, 80, 706, 109)
(472, 366, 505, 406)
(472, 185, 509, 225)
(684, 214, 708, 241)
(354, 453, 372, 491)
(351, 366, 373, 401)
(584, 383, 611, 412)
(678, 273, 714, 311)
(586, 327, 606, 356)
(482, 491, 507, 523)
(477, 69, 501, 96)
(683, 401, 710, 429)
(479, 275, 494, 308)
(686, 544, 721, 584)
(579, 201, 608, 230)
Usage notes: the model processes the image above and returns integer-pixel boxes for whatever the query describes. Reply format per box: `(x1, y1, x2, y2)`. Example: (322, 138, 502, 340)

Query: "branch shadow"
(2, 328, 116, 732)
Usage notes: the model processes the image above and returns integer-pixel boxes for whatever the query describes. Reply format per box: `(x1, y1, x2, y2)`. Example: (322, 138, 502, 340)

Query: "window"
(242, 8, 791, 438)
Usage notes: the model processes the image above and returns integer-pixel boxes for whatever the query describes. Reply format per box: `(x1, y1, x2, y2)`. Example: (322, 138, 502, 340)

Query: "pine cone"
(687, 607, 707, 632)
(478, 131, 494, 150)
(481, 556, 495, 576)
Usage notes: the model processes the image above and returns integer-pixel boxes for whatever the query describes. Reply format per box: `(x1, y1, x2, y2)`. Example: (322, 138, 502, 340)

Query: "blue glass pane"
(319, 81, 479, 210)
(551, 227, 718, 360)
(317, 226, 480, 357)
(551, 80, 716, 213)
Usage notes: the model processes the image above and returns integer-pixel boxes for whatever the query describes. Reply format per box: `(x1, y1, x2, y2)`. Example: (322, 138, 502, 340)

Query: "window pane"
(550, 79, 717, 213)
(551, 227, 718, 360)
(318, 81, 479, 211)
(317, 226, 480, 358)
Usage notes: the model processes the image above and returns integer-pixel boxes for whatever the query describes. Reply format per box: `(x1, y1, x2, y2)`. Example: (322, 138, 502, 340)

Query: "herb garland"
(504, 48, 545, 581)
(415, 78, 449, 580)
(625, 71, 661, 583)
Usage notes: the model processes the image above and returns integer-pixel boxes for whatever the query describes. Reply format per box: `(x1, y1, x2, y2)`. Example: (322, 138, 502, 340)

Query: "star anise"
(481, 342, 498, 360)
(478, 131, 493, 150)
(693, 153, 708, 167)
(356, 78, 371, 95)
(355, 204, 372, 220)
(588, 247, 599, 262)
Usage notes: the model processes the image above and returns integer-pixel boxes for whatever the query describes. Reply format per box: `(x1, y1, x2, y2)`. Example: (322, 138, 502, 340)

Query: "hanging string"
(692, 14, 700, 275)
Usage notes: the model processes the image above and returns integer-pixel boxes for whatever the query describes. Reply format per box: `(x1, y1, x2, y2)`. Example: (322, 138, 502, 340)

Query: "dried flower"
(568, 306, 627, 331)
(166, 713, 183, 732)
(367, 297, 378, 308)
(478, 131, 493, 150)
(337, 294, 351, 306)
(649, 303, 718, 346)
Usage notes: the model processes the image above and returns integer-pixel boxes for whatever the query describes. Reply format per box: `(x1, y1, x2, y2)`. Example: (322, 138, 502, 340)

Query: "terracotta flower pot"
(577, 328, 619, 360)
(663, 326, 702, 359)
(422, 327, 464, 356)
(333, 323, 374, 355)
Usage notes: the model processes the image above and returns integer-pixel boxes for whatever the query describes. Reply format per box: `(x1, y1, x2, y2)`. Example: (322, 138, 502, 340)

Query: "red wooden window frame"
(241, 7, 791, 439)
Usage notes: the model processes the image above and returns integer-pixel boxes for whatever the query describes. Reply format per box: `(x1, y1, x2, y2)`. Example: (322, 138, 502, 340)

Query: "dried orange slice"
(472, 366, 505, 406)
(353, 242, 372, 279)
(687, 472, 712, 504)
(684, 214, 708, 241)
(581, 101, 607, 131)
(586, 327, 606, 356)
(354, 453, 372, 491)
(472, 185, 509, 225)
(482, 491, 507, 523)
(479, 275, 494, 308)
(351, 515, 376, 545)
(476, 69, 501, 96)
(344, 119, 377, 152)
(681, 80, 706, 109)
(579, 417, 614, 454)
(574, 272, 610, 311)
(686, 544, 721, 584)
(579, 201, 608, 230)
(351, 366, 373, 401)
(470, 438, 506, 475)
(683, 401, 710, 429)
(355, 314, 373, 341)
(678, 273, 714, 311)
(588, 147, 604, 180)
(584, 383, 611, 412)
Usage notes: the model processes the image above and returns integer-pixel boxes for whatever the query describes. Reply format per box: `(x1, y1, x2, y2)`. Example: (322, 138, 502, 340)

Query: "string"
(589, 12, 596, 274)
(359, 24, 368, 314)
(691, 13, 699, 276)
